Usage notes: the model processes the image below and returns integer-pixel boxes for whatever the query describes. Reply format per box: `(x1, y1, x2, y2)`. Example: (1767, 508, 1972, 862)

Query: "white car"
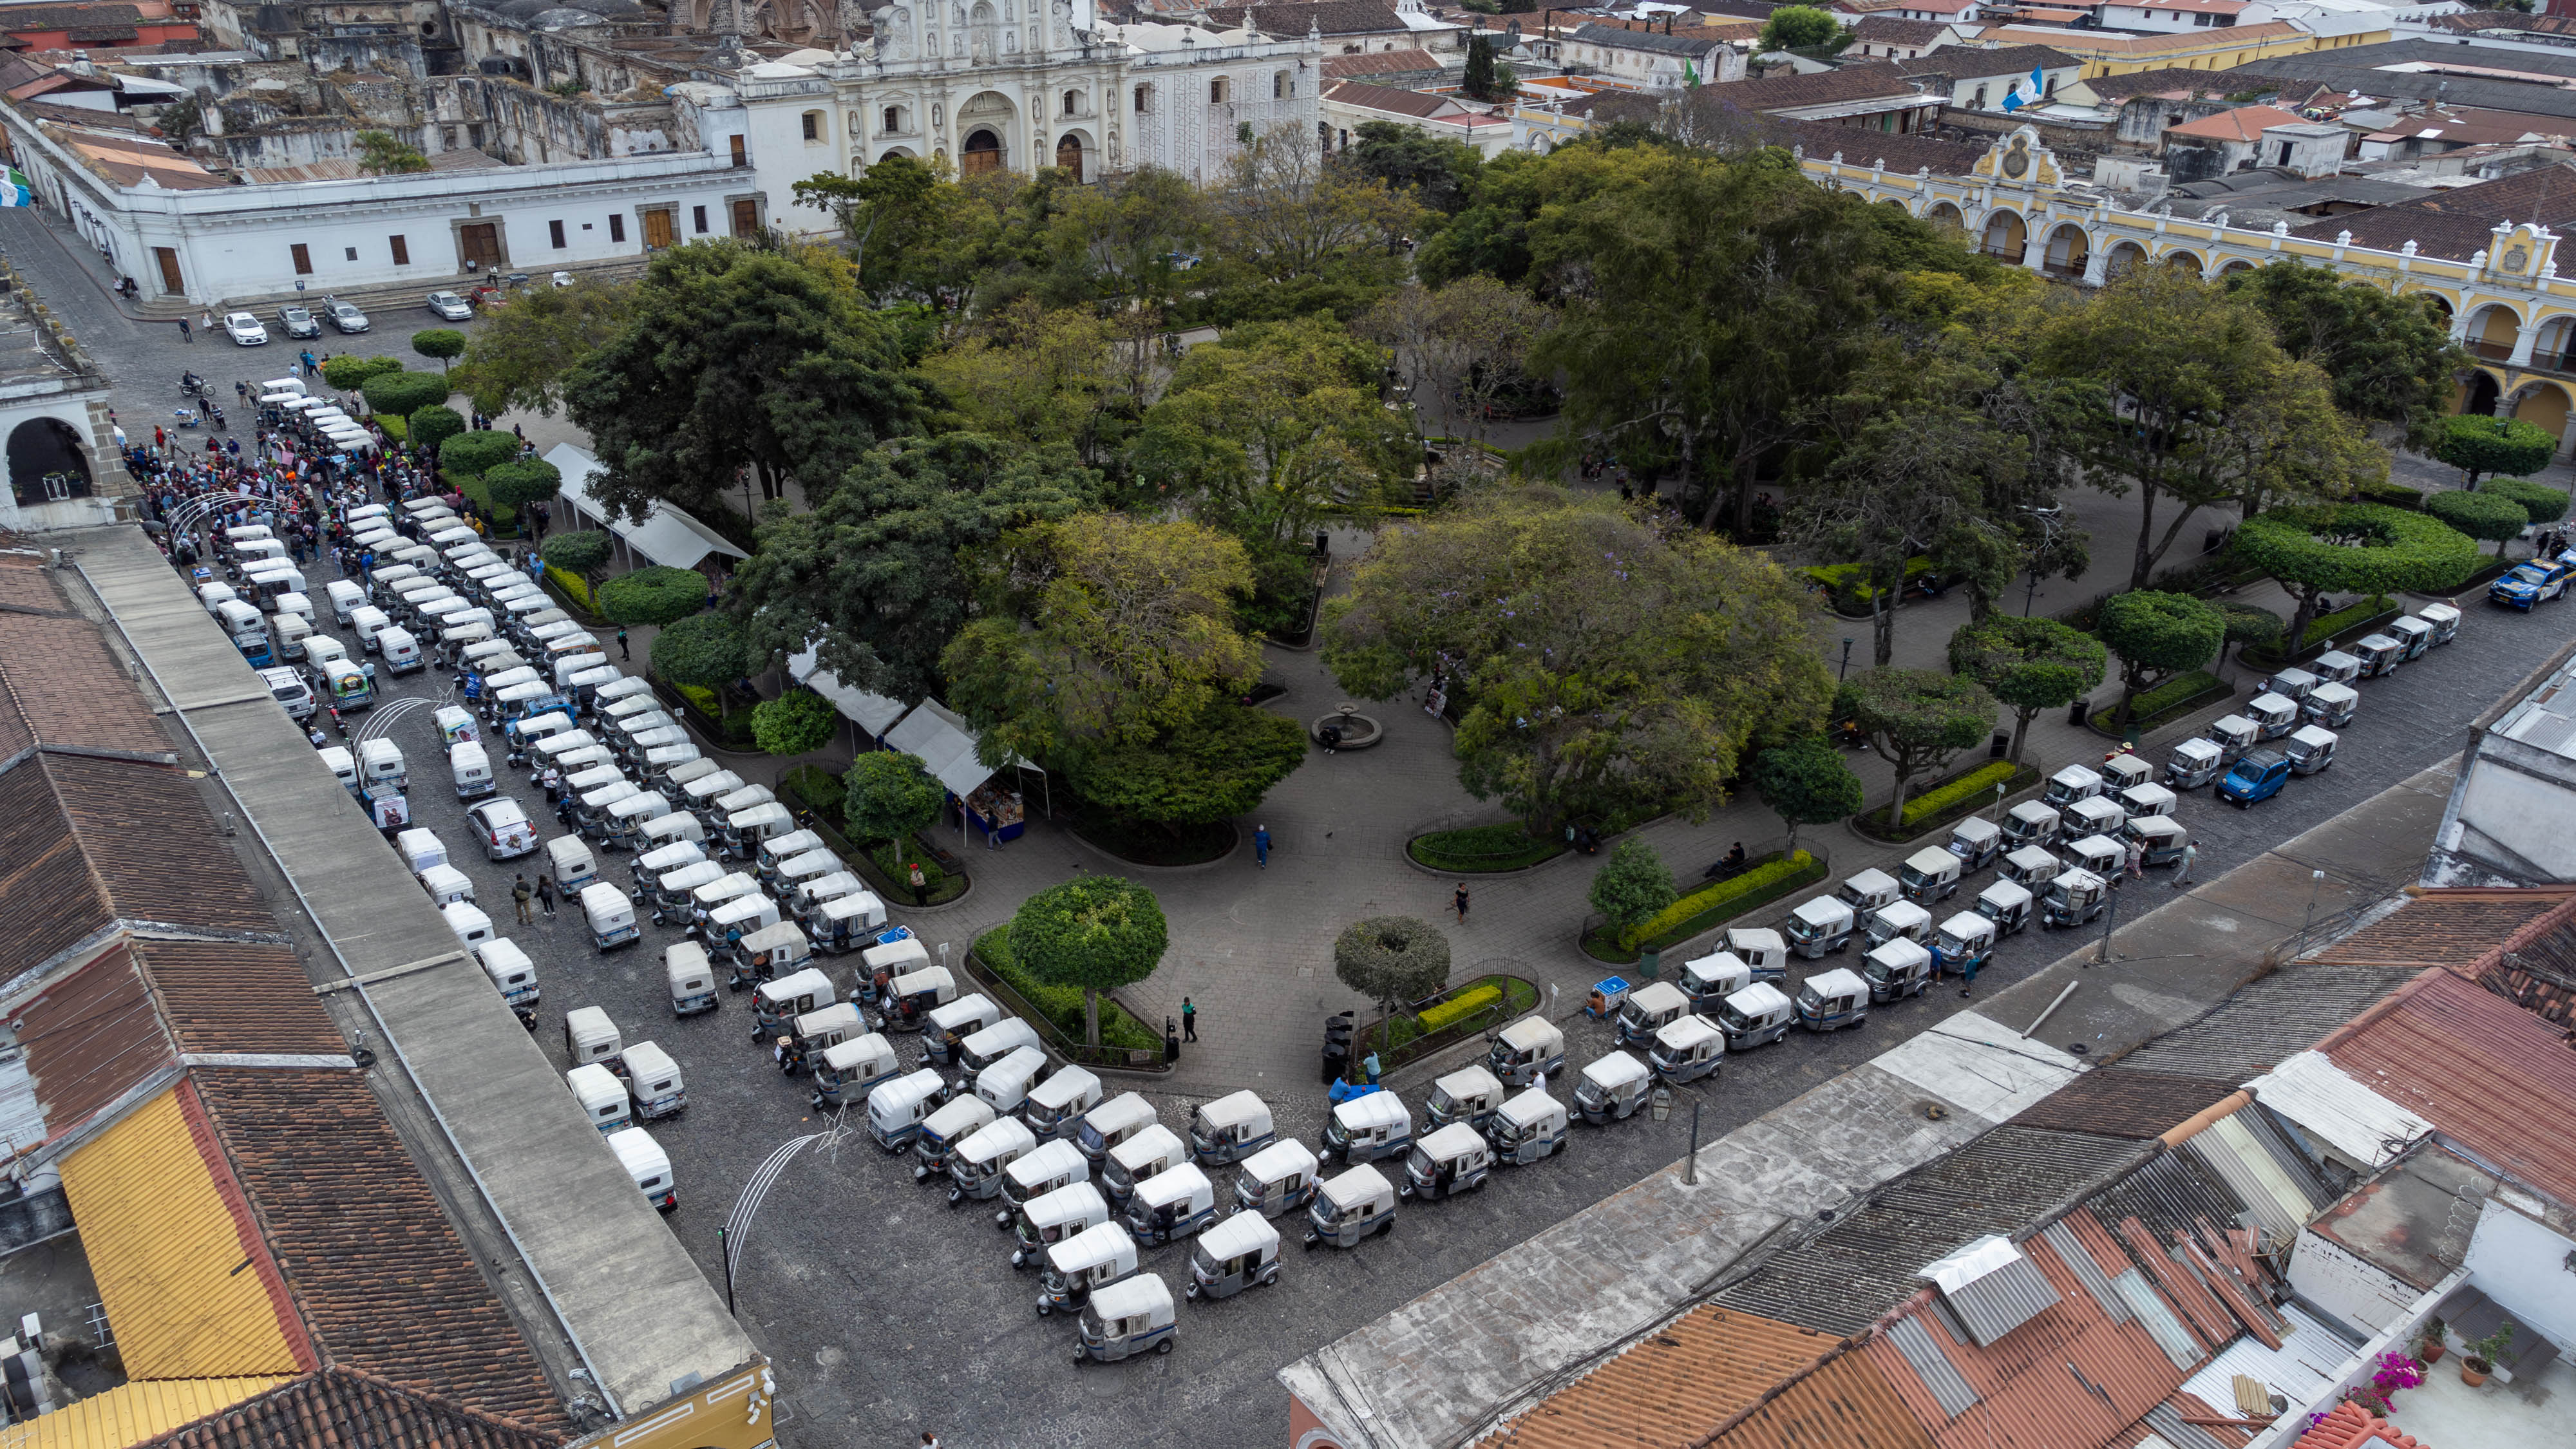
(224, 312, 269, 346)
(425, 290, 475, 321)
(466, 797, 538, 860)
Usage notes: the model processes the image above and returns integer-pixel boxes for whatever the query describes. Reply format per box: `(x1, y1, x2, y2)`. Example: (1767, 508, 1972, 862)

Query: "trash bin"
(2069, 698, 2092, 726)
(1638, 947, 1661, 981)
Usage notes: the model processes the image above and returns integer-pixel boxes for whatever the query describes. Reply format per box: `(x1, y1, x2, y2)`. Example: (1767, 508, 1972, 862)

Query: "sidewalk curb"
(1061, 819, 1244, 874)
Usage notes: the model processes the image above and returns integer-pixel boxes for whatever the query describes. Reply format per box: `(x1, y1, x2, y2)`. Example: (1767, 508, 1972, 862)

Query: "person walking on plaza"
(536, 873, 556, 918)
(1253, 824, 1269, 869)
(909, 862, 927, 907)
(617, 627, 630, 661)
(2123, 839, 2145, 882)
(177, 316, 191, 344)
(511, 875, 534, 924)
(1182, 998, 1197, 1042)
(1454, 883, 1470, 922)
(2172, 842, 2197, 889)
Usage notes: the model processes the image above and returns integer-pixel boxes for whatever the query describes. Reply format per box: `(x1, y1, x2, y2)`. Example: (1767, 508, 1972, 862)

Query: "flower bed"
(2090, 670, 2231, 737)
(1356, 974, 1539, 1072)
(1583, 849, 1826, 963)
(1853, 762, 2042, 844)
(972, 925, 1163, 1065)
(1408, 823, 1567, 873)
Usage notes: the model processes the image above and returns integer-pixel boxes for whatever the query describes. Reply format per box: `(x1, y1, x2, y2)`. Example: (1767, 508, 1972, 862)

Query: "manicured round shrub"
(752, 689, 839, 757)
(440, 428, 520, 478)
(359, 368, 450, 419)
(2425, 488, 2533, 556)
(649, 611, 748, 687)
(596, 565, 708, 627)
(2485, 478, 2573, 527)
(408, 404, 466, 453)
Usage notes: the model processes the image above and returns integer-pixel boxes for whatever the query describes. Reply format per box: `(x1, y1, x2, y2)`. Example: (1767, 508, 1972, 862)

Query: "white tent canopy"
(547, 442, 749, 573)
(885, 699, 1002, 801)
(787, 641, 907, 737)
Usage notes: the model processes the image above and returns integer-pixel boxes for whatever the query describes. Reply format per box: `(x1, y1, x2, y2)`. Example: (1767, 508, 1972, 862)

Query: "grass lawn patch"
(1408, 822, 1567, 873)
(1584, 849, 1826, 963)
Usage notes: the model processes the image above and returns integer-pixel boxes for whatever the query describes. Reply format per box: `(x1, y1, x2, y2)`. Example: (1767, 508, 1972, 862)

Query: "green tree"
(1838, 668, 1996, 828)
(1204, 122, 1423, 323)
(540, 529, 612, 594)
(2223, 261, 2468, 449)
(452, 278, 636, 419)
(1343, 120, 1485, 216)
(1463, 34, 1500, 100)
(407, 405, 466, 453)
(360, 370, 449, 419)
(354, 130, 428, 175)
(843, 748, 945, 846)
(2038, 265, 2383, 589)
(1323, 487, 1831, 837)
(1059, 701, 1309, 835)
(2215, 601, 2284, 663)
(1747, 738, 1864, 855)
(411, 328, 467, 372)
(916, 301, 1132, 464)
(752, 689, 840, 757)
(2095, 590, 2226, 730)
(2486, 478, 2572, 529)
(2228, 504, 2481, 647)
(598, 565, 708, 627)
(1356, 274, 1551, 457)
(734, 434, 1101, 706)
(1043, 165, 1209, 313)
(650, 611, 748, 688)
(791, 155, 955, 306)
(1788, 400, 2002, 667)
(564, 243, 922, 522)
(319, 355, 402, 392)
(1332, 915, 1451, 1063)
(1013, 876, 1170, 1046)
(2434, 415, 2555, 490)
(481, 457, 564, 513)
(1946, 616, 2107, 764)
(2425, 488, 2532, 557)
(439, 429, 520, 480)
(1588, 837, 1676, 936)
(1760, 5, 1842, 49)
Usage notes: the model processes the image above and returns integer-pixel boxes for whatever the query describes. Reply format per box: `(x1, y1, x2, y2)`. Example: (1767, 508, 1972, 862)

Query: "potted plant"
(2418, 1316, 2446, 1364)
(2461, 1321, 2517, 1388)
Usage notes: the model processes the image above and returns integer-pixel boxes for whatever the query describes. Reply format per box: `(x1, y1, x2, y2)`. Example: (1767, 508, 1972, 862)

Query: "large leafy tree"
(1589, 838, 1676, 936)
(1788, 400, 2002, 667)
(452, 278, 636, 419)
(650, 611, 749, 688)
(360, 370, 448, 419)
(791, 155, 945, 304)
(408, 406, 465, 453)
(1343, 120, 1485, 216)
(734, 434, 1100, 705)
(1356, 274, 1551, 455)
(2488, 478, 2573, 532)
(1947, 616, 2107, 764)
(2095, 590, 2226, 730)
(1839, 668, 1996, 829)
(2228, 504, 2481, 648)
(411, 329, 466, 372)
(916, 301, 1133, 464)
(2425, 488, 2532, 557)
(563, 243, 922, 522)
(1013, 876, 1170, 1046)
(1332, 915, 1451, 1060)
(1043, 165, 1209, 313)
(1202, 122, 1423, 323)
(1323, 486, 1832, 837)
(2224, 262, 2468, 450)
(439, 429, 520, 481)
(1748, 738, 1864, 855)
(480, 458, 562, 513)
(843, 748, 945, 846)
(752, 690, 839, 757)
(1760, 5, 1842, 48)
(2037, 265, 2384, 589)
(1058, 701, 1309, 835)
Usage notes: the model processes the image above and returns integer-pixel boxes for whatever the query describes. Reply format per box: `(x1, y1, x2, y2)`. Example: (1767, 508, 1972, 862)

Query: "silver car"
(425, 290, 474, 321)
(323, 296, 370, 333)
(275, 304, 321, 339)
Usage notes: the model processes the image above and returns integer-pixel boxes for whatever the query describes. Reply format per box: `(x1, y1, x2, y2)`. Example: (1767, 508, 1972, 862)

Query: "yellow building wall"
(574, 1365, 779, 1449)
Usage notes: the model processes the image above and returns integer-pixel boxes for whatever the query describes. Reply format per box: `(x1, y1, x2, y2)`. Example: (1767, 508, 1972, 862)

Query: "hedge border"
(2239, 596, 2400, 672)
(1353, 974, 1540, 1074)
(967, 927, 1169, 1075)
(775, 765, 972, 907)
(1581, 849, 1829, 964)
(1407, 824, 1570, 874)
(1852, 762, 2044, 845)
(2088, 672, 2233, 739)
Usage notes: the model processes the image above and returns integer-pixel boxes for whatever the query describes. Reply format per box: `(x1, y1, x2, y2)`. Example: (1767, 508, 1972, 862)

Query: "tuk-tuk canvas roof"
(1321, 1162, 1392, 1208)
(1052, 1220, 1133, 1274)
(1804, 967, 1866, 997)
(2005, 846, 2058, 873)
(1135, 1161, 1211, 1208)
(819, 891, 882, 922)
(1938, 912, 1994, 941)
(1240, 1138, 1318, 1181)
(761, 828, 823, 857)
(929, 994, 997, 1032)
(1198, 1211, 1278, 1260)
(869, 940, 935, 974)
(740, 921, 808, 954)
(873, 1069, 944, 1117)
(622, 1041, 677, 1079)
(2050, 764, 2099, 790)
(1088, 1093, 1155, 1133)
(1582, 1051, 1650, 1089)
(665, 943, 712, 984)
(661, 860, 725, 892)
(822, 1034, 893, 1072)
(1951, 815, 1999, 842)
(1680, 952, 1748, 990)
(1875, 900, 1931, 929)
(2008, 800, 2058, 823)
(1727, 927, 1785, 951)
(1653, 1014, 1723, 1052)
(761, 967, 833, 1004)
(1625, 981, 1687, 1014)
(2291, 724, 2338, 750)
(1728, 981, 1792, 1016)
(1844, 867, 1897, 895)
(567, 1063, 622, 1108)
(1434, 1065, 1502, 1098)
(1498, 1088, 1562, 1128)
(1030, 1181, 1106, 1229)
(780, 848, 841, 876)
(1087, 1271, 1170, 1321)
(1498, 1018, 1560, 1052)
(2130, 817, 2186, 842)
(605, 1128, 670, 1180)
(708, 894, 773, 925)
(1792, 896, 1851, 928)
(961, 1115, 1037, 1162)
(1417, 1122, 1486, 1159)
(923, 1094, 993, 1136)
(1904, 847, 1955, 875)
(795, 1002, 863, 1039)
(1198, 1090, 1271, 1132)
(1013, 1137, 1087, 1182)
(1334, 1091, 1409, 1133)
(715, 784, 775, 812)
(1978, 878, 2034, 908)
(1030, 1065, 1099, 1108)
(1868, 938, 1931, 969)
(728, 801, 791, 831)
(2173, 737, 2221, 762)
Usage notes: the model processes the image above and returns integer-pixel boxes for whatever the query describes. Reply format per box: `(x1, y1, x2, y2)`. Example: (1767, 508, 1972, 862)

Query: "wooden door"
(961, 129, 1001, 175)
(729, 199, 759, 238)
(153, 246, 182, 294)
(1054, 135, 1083, 183)
(643, 208, 674, 249)
(459, 222, 502, 270)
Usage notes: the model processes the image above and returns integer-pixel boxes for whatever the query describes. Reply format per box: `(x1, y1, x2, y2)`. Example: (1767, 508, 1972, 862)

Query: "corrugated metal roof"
(2112, 1267, 2203, 1371)
(2087, 1149, 2251, 1249)
(0, 610, 178, 761)
(2243, 1052, 2430, 1171)
(1706, 1347, 1937, 1449)
(2140, 1398, 2234, 1449)
(0, 1376, 294, 1449)
(2309, 887, 2576, 971)
(2009, 1068, 2242, 1141)
(2186, 1112, 2320, 1244)
(2320, 969, 2576, 1206)
(10, 943, 176, 1155)
(2040, 1219, 2130, 1323)
(0, 1050, 43, 1165)
(1924, 1236, 2063, 1347)
(2114, 968, 2412, 1083)
(2178, 1301, 2363, 1418)
(1884, 1315, 1980, 1419)
(57, 1085, 307, 1379)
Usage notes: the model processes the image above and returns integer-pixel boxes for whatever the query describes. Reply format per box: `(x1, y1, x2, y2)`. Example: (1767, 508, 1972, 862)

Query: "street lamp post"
(1839, 637, 1854, 681)
(2020, 505, 2062, 617)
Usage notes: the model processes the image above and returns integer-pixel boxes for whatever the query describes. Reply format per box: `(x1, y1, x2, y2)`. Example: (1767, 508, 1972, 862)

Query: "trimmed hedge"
(2353, 480, 2424, 511)
(1418, 983, 1501, 1032)
(974, 925, 1160, 1053)
(1595, 849, 1822, 960)
(1901, 759, 2017, 828)
(2088, 670, 2230, 736)
(2122, 668, 2223, 721)
(1360, 976, 1540, 1069)
(775, 764, 969, 907)
(1408, 822, 1567, 872)
(2242, 595, 2396, 668)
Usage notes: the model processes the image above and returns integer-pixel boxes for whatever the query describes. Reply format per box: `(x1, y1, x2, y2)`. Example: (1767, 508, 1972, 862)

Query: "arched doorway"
(1055, 133, 1083, 182)
(2041, 224, 2088, 279)
(2462, 368, 2502, 419)
(962, 128, 1003, 175)
(2514, 380, 2573, 453)
(2161, 249, 2204, 277)
(2105, 241, 2148, 279)
(1927, 202, 1964, 231)
(1980, 209, 2027, 264)
(8, 417, 90, 507)
(2217, 258, 2255, 277)
(2463, 303, 2523, 363)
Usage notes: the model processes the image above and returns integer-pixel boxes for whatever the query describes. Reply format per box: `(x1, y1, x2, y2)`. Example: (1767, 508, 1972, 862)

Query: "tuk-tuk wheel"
(1185, 1283, 1202, 1301)
(1037, 1302, 1053, 1316)
(946, 1188, 963, 1206)
(1303, 1232, 1320, 1251)
(1155, 1338, 1173, 1355)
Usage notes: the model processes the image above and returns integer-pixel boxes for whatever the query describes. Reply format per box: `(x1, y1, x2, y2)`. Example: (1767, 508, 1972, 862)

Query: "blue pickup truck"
(2218, 750, 2291, 808)
(2490, 558, 2572, 611)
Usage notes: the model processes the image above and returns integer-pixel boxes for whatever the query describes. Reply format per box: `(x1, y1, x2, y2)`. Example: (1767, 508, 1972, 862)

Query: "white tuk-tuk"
(2316, 649, 2365, 686)
(1425, 1065, 1506, 1132)
(632, 838, 706, 892)
(871, 954, 952, 1032)
(2164, 737, 2224, 791)
(998, 1139, 1092, 1233)
(1716, 983, 1796, 1052)
(2042, 867, 2110, 928)
(752, 967, 835, 1039)
(947, 1117, 1039, 1207)
(1187, 1212, 1282, 1302)
(1573, 1050, 1652, 1124)
(1189, 1090, 1276, 1166)
(397, 829, 448, 875)
(2210, 715, 2259, 764)
(1794, 967, 1870, 1033)
(1865, 899, 1932, 951)
(319, 744, 359, 795)
(2125, 815, 2188, 868)
(1399, 1123, 1492, 1202)
(1947, 815, 2002, 872)
(1678, 951, 1751, 1018)
(1025, 1065, 1103, 1139)
(1305, 1164, 1396, 1250)
(1077, 1093, 1159, 1163)
(871, 1057, 953, 1144)
(2044, 764, 2103, 810)
(1014, 1182, 1111, 1270)
(913, 1094, 998, 1181)
(1931, 913, 1996, 979)
(2247, 692, 2298, 741)
(476, 938, 538, 1006)
(1613, 980, 1690, 1048)
(1126, 1162, 1219, 1243)
(1233, 1138, 1320, 1219)
(811, 891, 891, 953)
(2100, 751, 2152, 795)
(754, 828, 824, 877)
(2000, 845, 2060, 889)
(450, 741, 495, 799)
(1862, 938, 1933, 1003)
(565, 1005, 621, 1065)
(728, 919, 810, 989)
(1102, 1124, 1188, 1204)
(662, 941, 719, 1016)
(648, 861, 727, 928)
(1785, 896, 1855, 958)
(1976, 878, 2034, 936)
(2286, 723, 2338, 776)
(957, 1019, 1045, 1088)
(2117, 782, 2176, 819)
(1039, 1221, 1138, 1316)
(791, 1001, 864, 1063)
(2000, 800, 2060, 849)
(1836, 867, 1900, 918)
(545, 835, 598, 896)
(2067, 833, 2124, 882)
(1723, 927, 1787, 982)
(719, 801, 794, 860)
(359, 737, 406, 790)
(704, 893, 782, 954)
(1899, 847, 1962, 905)
(2064, 795, 2125, 842)
(567, 1063, 630, 1133)
(1321, 1091, 1412, 1164)
(607, 1128, 677, 1213)
(810, 1034, 902, 1112)
(581, 882, 639, 951)
(442, 901, 495, 947)
(974, 1045, 1050, 1117)
(623, 1041, 687, 1120)
(927, 994, 1007, 1065)
(1488, 1084, 1568, 1165)
(2304, 681, 2358, 729)
(1648, 1014, 1725, 1083)
(418, 862, 475, 907)
(2384, 615, 2433, 665)
(2260, 667, 2318, 706)
(2420, 601, 2462, 647)
(1072, 1269, 1175, 1365)
(1486, 1017, 1564, 1087)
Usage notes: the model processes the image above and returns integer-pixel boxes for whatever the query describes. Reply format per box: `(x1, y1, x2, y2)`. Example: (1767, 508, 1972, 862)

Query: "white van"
(450, 741, 495, 798)
(379, 627, 424, 674)
(349, 604, 393, 652)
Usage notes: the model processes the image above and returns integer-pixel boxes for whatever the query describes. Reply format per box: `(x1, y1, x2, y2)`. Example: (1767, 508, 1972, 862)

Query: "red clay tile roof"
(0, 609, 181, 761)
(1322, 46, 1442, 78)
(133, 938, 343, 1056)
(2293, 1401, 2427, 1448)
(2309, 887, 2576, 971)
(191, 1068, 573, 1435)
(1326, 80, 1469, 119)
(2164, 104, 2304, 143)
(10, 939, 174, 1144)
(1481, 1308, 1846, 1448)
(1737, 60, 1929, 112)
(1707, 1345, 1937, 1449)
(2079, 66, 2241, 101)
(2317, 967, 2576, 1205)
(148, 1366, 566, 1449)
(1853, 15, 1945, 44)
(1781, 117, 1989, 176)
(1206, 0, 1406, 34)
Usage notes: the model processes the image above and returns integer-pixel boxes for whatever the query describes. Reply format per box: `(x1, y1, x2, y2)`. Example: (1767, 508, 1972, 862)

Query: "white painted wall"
(2466, 1197, 2576, 1352)
(2289, 1227, 2425, 1334)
